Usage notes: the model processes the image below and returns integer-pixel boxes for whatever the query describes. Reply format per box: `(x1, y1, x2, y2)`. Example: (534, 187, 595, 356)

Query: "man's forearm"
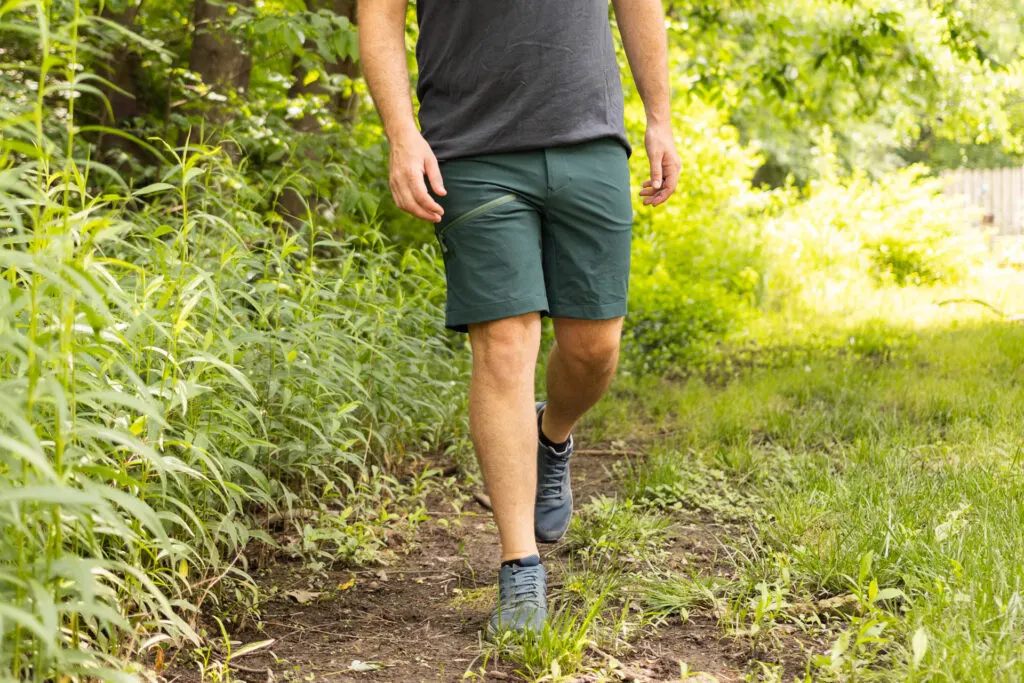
(612, 0, 671, 127)
(358, 0, 418, 140)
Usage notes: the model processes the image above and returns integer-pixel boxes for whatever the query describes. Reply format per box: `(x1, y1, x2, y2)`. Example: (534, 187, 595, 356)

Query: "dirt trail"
(182, 454, 786, 682)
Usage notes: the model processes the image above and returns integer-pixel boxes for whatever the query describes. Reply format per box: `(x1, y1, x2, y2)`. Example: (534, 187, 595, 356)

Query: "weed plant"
(0, 4, 466, 678)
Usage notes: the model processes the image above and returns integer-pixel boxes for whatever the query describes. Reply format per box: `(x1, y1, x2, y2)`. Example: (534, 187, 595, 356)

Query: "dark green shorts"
(432, 137, 633, 332)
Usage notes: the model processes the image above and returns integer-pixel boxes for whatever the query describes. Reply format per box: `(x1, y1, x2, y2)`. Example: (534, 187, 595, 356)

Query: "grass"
(640, 570, 722, 622)
(620, 447, 758, 521)
(586, 283, 1024, 680)
(563, 496, 672, 562)
(474, 496, 662, 681)
(479, 597, 613, 682)
(480, 270, 1024, 680)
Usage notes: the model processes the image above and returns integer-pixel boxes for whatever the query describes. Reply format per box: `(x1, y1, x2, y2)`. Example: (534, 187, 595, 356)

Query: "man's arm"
(358, 0, 446, 222)
(611, 0, 680, 206)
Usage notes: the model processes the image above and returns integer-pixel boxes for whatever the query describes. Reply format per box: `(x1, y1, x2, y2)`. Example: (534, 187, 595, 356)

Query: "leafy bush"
(623, 281, 747, 374)
(839, 168, 978, 285)
(621, 94, 765, 374)
(620, 79, 989, 374)
(761, 165, 988, 307)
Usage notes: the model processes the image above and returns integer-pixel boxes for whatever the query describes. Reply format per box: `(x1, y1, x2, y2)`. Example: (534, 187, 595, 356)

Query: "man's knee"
(554, 319, 622, 375)
(564, 336, 620, 374)
(469, 314, 541, 384)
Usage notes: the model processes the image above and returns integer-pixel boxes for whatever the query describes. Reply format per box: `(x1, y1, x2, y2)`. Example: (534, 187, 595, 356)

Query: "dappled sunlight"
(746, 261, 1024, 343)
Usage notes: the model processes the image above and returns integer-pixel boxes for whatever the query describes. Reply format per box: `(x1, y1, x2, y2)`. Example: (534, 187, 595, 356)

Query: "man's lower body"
(431, 138, 633, 634)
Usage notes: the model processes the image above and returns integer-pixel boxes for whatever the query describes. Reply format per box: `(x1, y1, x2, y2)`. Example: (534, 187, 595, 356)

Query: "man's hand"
(611, 0, 676, 206)
(389, 130, 447, 222)
(640, 124, 680, 207)
(360, 0, 446, 222)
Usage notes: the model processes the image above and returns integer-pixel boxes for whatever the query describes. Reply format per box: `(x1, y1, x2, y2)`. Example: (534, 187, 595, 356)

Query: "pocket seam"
(437, 193, 518, 255)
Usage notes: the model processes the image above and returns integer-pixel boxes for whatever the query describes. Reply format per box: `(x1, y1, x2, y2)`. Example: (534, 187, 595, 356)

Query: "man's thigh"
(432, 153, 548, 333)
(542, 138, 633, 323)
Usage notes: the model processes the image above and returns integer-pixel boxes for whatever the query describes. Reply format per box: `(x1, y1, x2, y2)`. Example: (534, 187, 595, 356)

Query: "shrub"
(620, 81, 989, 376)
(621, 94, 765, 374)
(760, 166, 988, 311)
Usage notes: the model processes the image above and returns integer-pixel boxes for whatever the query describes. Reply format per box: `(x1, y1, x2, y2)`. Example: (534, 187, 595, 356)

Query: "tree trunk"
(96, 4, 147, 164)
(275, 0, 359, 224)
(189, 0, 253, 147)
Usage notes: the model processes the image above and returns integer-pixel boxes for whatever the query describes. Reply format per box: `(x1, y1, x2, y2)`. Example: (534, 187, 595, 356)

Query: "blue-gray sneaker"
(487, 557, 547, 636)
(534, 402, 573, 544)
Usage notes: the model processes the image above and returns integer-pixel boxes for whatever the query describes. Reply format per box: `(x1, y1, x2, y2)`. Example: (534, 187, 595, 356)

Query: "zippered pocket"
(436, 193, 518, 256)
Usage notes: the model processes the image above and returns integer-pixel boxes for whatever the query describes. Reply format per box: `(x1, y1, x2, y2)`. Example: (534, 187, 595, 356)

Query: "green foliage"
(640, 571, 721, 622)
(620, 85, 990, 373)
(763, 163, 987, 296)
(4, 0, 1024, 676)
(479, 596, 611, 683)
(620, 448, 756, 522)
(605, 314, 1024, 680)
(622, 95, 763, 374)
(565, 496, 672, 562)
(0, 5, 466, 678)
(660, 0, 1024, 178)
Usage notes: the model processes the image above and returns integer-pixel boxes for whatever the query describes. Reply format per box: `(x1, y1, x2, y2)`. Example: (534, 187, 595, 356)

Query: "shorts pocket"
(436, 193, 518, 257)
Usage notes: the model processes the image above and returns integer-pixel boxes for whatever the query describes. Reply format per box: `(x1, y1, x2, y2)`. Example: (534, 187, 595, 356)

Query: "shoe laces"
(504, 567, 544, 605)
(538, 442, 571, 500)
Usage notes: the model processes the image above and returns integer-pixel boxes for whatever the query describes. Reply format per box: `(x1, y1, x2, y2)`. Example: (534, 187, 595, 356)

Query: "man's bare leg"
(468, 313, 543, 562)
(541, 317, 624, 443)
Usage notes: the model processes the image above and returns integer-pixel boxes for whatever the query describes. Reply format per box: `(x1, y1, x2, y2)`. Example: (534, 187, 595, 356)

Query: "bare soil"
(164, 453, 812, 683)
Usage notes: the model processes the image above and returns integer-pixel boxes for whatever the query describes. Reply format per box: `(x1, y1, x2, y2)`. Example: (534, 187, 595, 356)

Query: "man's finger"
(664, 159, 680, 193)
(425, 155, 447, 197)
(396, 183, 438, 222)
(408, 173, 445, 219)
(649, 150, 664, 190)
(660, 177, 678, 200)
(645, 183, 672, 206)
(648, 160, 680, 205)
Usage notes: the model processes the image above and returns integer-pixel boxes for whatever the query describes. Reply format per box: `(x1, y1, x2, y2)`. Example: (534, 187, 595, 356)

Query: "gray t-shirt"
(415, 0, 630, 161)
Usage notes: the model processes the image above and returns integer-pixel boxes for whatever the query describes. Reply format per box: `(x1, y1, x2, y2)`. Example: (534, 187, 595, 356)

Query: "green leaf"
(130, 415, 147, 436)
(303, 69, 320, 86)
(912, 628, 928, 667)
(229, 639, 275, 660)
(131, 182, 175, 197)
(859, 551, 874, 585)
(875, 587, 905, 602)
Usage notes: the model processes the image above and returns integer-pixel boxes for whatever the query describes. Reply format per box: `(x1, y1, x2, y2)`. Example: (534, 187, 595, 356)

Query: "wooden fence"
(943, 167, 1024, 237)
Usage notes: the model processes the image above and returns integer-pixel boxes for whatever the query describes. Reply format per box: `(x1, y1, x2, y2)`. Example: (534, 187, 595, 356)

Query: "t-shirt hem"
(429, 131, 632, 163)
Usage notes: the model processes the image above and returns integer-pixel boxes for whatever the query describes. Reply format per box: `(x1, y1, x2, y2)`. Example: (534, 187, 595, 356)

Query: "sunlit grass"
(594, 309, 1024, 680)
(746, 262, 1024, 345)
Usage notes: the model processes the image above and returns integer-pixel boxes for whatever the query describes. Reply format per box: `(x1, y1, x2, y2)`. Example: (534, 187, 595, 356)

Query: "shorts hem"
(547, 300, 628, 321)
(446, 295, 550, 333)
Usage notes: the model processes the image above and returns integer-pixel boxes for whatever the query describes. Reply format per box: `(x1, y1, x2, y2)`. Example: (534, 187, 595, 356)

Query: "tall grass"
(0, 2, 466, 678)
